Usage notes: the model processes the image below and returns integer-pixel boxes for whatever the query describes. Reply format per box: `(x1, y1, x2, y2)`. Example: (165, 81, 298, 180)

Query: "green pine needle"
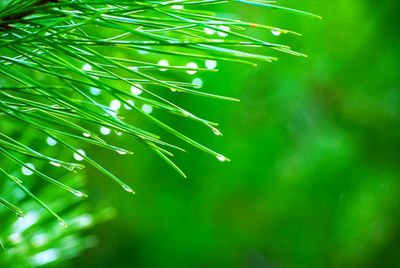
(0, 0, 315, 231)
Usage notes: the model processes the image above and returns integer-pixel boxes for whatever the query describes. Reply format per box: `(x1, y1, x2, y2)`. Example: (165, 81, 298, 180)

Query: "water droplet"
(204, 27, 216, 35)
(17, 214, 24, 221)
(100, 126, 111, 135)
(46, 137, 57, 146)
(116, 131, 123, 136)
(82, 132, 91, 138)
(217, 25, 230, 37)
(212, 127, 222, 136)
(157, 59, 169, 71)
(130, 84, 143, 95)
(124, 99, 135, 110)
(170, 88, 177, 92)
(142, 104, 153, 114)
(192, 78, 203, 88)
(89, 87, 101, 96)
(205, 60, 217, 70)
(49, 161, 61, 167)
(116, 150, 127, 155)
(73, 149, 85, 161)
(82, 63, 92, 71)
(182, 110, 192, 117)
(138, 50, 149, 55)
(128, 66, 139, 71)
(216, 154, 228, 162)
(71, 189, 87, 198)
(271, 29, 282, 36)
(186, 62, 198, 75)
(58, 220, 68, 228)
(21, 163, 35, 176)
(107, 110, 117, 118)
(122, 184, 135, 194)
(110, 99, 121, 111)
(171, 5, 184, 10)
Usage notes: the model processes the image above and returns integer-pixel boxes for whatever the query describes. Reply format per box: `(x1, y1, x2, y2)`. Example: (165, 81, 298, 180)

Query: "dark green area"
(73, 1, 400, 267)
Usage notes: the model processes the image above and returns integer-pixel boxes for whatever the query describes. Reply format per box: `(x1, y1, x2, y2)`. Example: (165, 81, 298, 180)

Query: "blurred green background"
(71, 1, 400, 267)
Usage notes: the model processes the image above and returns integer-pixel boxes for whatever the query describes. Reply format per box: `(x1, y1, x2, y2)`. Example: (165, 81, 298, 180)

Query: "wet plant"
(0, 0, 317, 265)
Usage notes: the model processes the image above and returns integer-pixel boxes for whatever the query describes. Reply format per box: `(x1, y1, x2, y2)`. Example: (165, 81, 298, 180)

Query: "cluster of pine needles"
(0, 0, 318, 247)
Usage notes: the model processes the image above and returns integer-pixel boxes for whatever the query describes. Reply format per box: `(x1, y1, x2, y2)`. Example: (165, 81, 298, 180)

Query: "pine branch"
(0, 0, 316, 235)
(0, 159, 112, 266)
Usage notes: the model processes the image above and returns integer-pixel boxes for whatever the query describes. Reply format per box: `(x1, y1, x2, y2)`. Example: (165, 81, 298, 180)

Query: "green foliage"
(0, 0, 316, 266)
(0, 0, 311, 222)
(0, 146, 114, 267)
(70, 2, 400, 268)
